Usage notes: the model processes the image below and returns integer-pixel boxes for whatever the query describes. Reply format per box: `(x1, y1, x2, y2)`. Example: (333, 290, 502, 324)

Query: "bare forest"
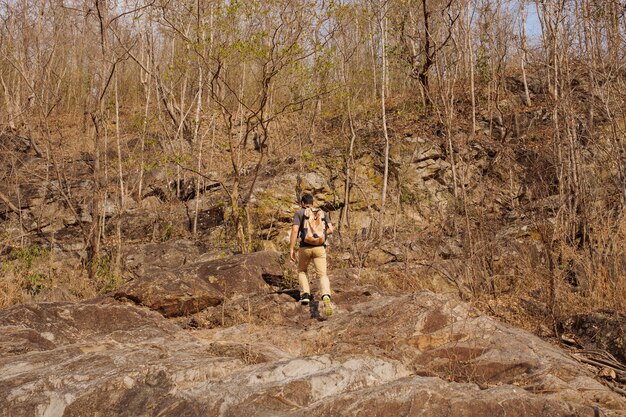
(1, 0, 625, 335)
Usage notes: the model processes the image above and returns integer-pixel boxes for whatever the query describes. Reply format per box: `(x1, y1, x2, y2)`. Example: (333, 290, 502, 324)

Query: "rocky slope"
(1, 92, 625, 416)
(1, 249, 624, 416)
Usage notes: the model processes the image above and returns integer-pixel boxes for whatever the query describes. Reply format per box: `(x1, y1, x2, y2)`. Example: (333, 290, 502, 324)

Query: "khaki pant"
(298, 246, 330, 296)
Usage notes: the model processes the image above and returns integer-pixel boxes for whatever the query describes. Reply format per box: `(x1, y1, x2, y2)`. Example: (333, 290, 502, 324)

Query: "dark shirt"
(293, 208, 332, 247)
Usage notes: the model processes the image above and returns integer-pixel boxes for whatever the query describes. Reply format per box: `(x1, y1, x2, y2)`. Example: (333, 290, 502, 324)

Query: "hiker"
(289, 193, 334, 316)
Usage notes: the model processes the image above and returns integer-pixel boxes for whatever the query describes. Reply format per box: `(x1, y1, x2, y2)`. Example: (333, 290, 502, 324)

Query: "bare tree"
(397, 0, 461, 105)
(369, 0, 391, 237)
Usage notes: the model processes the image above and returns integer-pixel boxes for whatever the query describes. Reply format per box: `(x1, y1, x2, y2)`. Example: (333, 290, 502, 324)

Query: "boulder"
(192, 250, 283, 297)
(308, 292, 625, 410)
(300, 172, 330, 195)
(251, 174, 300, 233)
(197, 291, 626, 416)
(114, 267, 223, 317)
(250, 153, 384, 240)
(413, 158, 447, 180)
(194, 205, 225, 231)
(117, 249, 284, 317)
(390, 135, 444, 165)
(104, 205, 190, 242)
(123, 240, 206, 272)
(363, 248, 396, 267)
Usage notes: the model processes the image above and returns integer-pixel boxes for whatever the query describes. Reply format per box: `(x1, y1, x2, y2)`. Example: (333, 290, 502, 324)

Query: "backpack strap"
(298, 208, 306, 243)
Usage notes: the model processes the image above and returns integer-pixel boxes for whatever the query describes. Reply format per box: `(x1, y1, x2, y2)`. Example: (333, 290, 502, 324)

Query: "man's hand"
(289, 224, 300, 263)
(290, 248, 297, 263)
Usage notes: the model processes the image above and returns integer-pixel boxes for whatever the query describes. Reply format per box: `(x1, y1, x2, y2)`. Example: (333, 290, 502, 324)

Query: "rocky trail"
(1, 249, 625, 417)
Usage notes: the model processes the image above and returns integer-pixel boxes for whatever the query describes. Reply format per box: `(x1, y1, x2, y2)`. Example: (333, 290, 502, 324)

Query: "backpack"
(300, 207, 327, 246)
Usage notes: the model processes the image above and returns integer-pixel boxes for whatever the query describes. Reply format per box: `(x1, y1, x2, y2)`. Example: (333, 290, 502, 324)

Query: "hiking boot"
(321, 294, 333, 317)
(300, 292, 311, 306)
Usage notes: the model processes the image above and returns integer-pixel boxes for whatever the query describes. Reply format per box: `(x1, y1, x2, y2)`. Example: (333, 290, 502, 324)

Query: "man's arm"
(325, 212, 333, 235)
(289, 224, 300, 262)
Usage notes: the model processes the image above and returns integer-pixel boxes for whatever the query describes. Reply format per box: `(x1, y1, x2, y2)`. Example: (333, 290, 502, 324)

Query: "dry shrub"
(467, 207, 626, 335)
(0, 244, 97, 308)
(587, 211, 626, 311)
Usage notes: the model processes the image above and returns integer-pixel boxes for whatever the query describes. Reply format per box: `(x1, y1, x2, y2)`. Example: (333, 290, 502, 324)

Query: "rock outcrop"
(115, 249, 284, 317)
(2, 259, 624, 416)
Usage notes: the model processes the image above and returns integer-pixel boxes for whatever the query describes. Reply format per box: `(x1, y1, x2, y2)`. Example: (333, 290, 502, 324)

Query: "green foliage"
(142, 161, 160, 173)
(256, 191, 280, 217)
(475, 46, 490, 83)
(145, 136, 159, 147)
(128, 112, 148, 132)
(171, 153, 191, 165)
(2, 245, 51, 296)
(400, 187, 418, 205)
(15, 245, 48, 270)
(24, 272, 46, 295)
(92, 255, 120, 293)
(162, 223, 173, 241)
(400, 186, 429, 205)
(301, 150, 318, 169)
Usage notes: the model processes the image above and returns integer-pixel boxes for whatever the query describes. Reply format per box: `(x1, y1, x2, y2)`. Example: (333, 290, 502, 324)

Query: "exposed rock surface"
(114, 249, 283, 317)
(1, 259, 624, 416)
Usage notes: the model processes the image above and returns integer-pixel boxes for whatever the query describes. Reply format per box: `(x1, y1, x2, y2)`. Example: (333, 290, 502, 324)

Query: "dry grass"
(0, 244, 116, 308)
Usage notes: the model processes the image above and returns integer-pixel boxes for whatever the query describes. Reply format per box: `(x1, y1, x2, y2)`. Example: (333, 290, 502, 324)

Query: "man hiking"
(289, 193, 334, 316)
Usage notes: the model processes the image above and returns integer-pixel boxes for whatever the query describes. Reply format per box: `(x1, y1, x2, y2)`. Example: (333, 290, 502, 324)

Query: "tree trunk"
(520, 5, 532, 107)
(379, 1, 390, 237)
(419, 0, 433, 104)
(467, 0, 477, 131)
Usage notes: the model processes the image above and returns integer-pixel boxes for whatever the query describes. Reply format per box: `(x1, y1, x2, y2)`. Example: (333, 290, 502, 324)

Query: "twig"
(609, 384, 626, 396)
(572, 349, 626, 372)
(0, 190, 20, 213)
(576, 356, 625, 373)
(0, 232, 32, 246)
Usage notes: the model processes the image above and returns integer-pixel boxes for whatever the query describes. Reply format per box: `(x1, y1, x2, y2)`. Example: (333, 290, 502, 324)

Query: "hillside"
(1, 0, 625, 415)
(1, 81, 625, 414)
